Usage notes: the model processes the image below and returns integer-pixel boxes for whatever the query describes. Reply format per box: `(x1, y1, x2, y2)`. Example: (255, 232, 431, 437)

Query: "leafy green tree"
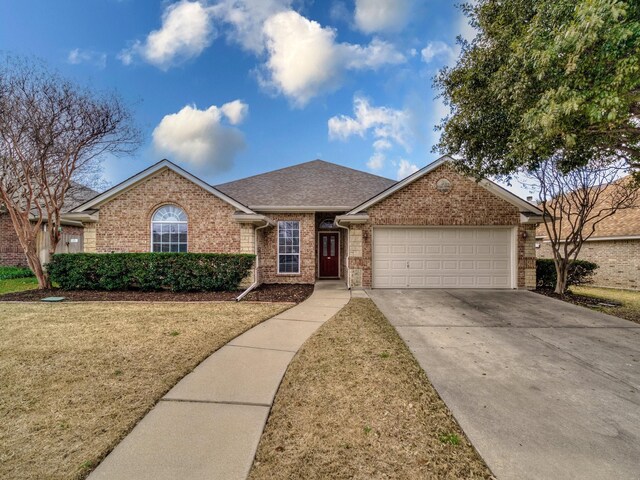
(435, 0, 640, 177)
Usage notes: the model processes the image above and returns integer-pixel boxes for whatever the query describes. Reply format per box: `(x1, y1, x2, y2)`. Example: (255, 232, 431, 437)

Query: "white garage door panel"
(373, 227, 513, 289)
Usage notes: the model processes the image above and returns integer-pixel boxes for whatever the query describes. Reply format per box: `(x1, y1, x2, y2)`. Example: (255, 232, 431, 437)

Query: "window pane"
(322, 236, 327, 256)
(330, 236, 336, 256)
(278, 254, 299, 273)
(278, 221, 299, 273)
(153, 205, 187, 222)
(151, 220, 187, 253)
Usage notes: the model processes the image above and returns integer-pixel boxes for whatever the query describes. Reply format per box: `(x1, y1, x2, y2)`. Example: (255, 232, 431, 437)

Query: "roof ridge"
(215, 158, 395, 187)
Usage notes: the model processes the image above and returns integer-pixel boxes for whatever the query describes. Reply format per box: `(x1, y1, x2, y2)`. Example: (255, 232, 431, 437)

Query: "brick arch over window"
(151, 204, 188, 252)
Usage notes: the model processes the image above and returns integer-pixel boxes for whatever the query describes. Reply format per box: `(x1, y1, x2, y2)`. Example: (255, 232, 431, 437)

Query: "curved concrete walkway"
(89, 281, 350, 480)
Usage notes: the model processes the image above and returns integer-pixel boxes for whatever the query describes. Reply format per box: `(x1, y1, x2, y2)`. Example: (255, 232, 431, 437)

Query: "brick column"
(239, 224, 256, 287)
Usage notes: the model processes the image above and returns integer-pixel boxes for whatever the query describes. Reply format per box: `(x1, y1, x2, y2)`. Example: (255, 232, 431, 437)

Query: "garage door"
(373, 227, 513, 288)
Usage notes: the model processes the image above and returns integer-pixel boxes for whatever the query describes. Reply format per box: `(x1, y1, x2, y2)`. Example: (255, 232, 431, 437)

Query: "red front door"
(319, 232, 339, 278)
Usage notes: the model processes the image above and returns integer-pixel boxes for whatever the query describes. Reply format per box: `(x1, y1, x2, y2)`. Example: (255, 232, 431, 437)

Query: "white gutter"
(334, 217, 351, 290)
(541, 235, 640, 243)
(236, 221, 272, 301)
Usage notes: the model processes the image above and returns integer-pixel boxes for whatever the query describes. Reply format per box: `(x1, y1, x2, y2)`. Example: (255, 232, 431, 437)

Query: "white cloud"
(329, 1, 351, 24)
(120, 1, 216, 70)
(209, 0, 292, 53)
(366, 151, 385, 170)
(373, 139, 392, 151)
(67, 48, 107, 68)
(220, 99, 249, 124)
(329, 95, 414, 174)
(421, 41, 457, 64)
(262, 11, 343, 106)
(457, 10, 478, 43)
(261, 11, 405, 106)
(120, 1, 405, 104)
(354, 0, 413, 33)
(343, 38, 406, 70)
(396, 159, 419, 179)
(152, 101, 248, 174)
(328, 95, 412, 150)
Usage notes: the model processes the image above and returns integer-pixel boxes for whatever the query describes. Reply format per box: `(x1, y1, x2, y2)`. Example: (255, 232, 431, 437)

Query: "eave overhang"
(335, 213, 370, 225)
(232, 212, 275, 226)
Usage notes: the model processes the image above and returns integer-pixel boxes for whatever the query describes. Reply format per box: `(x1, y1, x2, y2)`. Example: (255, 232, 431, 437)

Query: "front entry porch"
(318, 231, 340, 278)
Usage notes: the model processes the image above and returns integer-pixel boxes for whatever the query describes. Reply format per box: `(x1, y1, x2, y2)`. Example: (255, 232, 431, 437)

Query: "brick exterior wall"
(537, 239, 640, 290)
(83, 223, 97, 253)
(1, 213, 86, 266)
(0, 213, 28, 266)
(348, 164, 537, 289)
(93, 168, 242, 254)
(257, 213, 315, 284)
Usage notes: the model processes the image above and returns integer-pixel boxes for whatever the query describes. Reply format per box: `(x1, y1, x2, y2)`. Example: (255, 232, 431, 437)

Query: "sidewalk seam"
(161, 398, 271, 408)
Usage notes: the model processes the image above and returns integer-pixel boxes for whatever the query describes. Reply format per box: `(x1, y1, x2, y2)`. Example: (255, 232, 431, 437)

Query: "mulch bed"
(535, 288, 622, 308)
(0, 283, 314, 303)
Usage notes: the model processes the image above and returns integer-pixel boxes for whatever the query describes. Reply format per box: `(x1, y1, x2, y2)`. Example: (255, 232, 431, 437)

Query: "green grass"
(0, 277, 39, 295)
(0, 266, 34, 280)
(439, 433, 461, 445)
(570, 286, 640, 324)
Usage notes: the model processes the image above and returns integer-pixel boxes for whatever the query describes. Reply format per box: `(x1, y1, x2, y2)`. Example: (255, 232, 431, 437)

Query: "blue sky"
(0, 1, 525, 195)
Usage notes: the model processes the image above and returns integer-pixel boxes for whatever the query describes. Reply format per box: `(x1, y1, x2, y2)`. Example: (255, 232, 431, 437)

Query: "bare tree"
(523, 156, 639, 294)
(0, 56, 140, 288)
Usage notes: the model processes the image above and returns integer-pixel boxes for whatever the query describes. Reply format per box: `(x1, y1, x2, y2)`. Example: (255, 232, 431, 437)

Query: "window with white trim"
(151, 205, 188, 252)
(278, 221, 300, 274)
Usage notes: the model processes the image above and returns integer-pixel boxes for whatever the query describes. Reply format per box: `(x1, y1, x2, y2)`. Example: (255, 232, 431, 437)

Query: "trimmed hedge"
(536, 258, 598, 290)
(47, 253, 255, 292)
(0, 266, 34, 280)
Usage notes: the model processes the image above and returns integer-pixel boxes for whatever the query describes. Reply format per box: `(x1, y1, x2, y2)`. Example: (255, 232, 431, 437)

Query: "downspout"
(236, 222, 270, 301)
(335, 218, 350, 290)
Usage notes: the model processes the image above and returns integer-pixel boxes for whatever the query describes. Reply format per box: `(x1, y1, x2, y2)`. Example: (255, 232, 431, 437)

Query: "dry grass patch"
(571, 286, 640, 324)
(249, 298, 492, 480)
(0, 301, 288, 480)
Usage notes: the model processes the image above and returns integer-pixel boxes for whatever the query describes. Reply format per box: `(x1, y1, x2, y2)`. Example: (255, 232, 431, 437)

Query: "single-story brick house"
(66, 155, 542, 291)
(0, 183, 96, 267)
(536, 199, 640, 291)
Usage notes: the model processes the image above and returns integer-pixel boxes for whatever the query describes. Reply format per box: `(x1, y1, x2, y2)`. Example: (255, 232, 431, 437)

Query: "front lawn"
(0, 301, 288, 480)
(0, 276, 39, 294)
(0, 266, 38, 294)
(249, 299, 491, 479)
(570, 286, 640, 324)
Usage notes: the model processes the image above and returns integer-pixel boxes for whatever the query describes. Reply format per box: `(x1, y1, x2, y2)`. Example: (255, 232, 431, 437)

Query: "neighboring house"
(0, 183, 97, 267)
(536, 199, 640, 291)
(69, 156, 542, 290)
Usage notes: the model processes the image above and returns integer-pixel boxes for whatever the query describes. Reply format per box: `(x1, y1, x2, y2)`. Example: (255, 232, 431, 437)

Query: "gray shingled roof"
(62, 182, 99, 212)
(216, 159, 396, 209)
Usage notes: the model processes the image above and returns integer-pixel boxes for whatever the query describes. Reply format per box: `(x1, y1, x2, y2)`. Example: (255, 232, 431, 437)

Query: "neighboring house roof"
(536, 177, 640, 240)
(215, 159, 396, 211)
(62, 182, 99, 213)
(347, 155, 543, 216)
(72, 159, 254, 214)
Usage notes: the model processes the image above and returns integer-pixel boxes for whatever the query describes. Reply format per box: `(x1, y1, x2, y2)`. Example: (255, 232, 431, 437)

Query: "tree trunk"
(24, 248, 51, 289)
(554, 260, 569, 295)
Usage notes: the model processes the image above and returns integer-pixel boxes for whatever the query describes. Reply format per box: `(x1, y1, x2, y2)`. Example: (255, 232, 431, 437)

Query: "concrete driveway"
(368, 289, 640, 480)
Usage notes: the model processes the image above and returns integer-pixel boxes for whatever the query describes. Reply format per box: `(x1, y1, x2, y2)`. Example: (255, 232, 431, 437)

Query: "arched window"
(151, 205, 188, 252)
(319, 218, 335, 229)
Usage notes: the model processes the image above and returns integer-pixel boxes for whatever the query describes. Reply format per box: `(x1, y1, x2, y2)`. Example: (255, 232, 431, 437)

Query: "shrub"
(0, 266, 34, 280)
(47, 253, 255, 292)
(536, 258, 599, 290)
